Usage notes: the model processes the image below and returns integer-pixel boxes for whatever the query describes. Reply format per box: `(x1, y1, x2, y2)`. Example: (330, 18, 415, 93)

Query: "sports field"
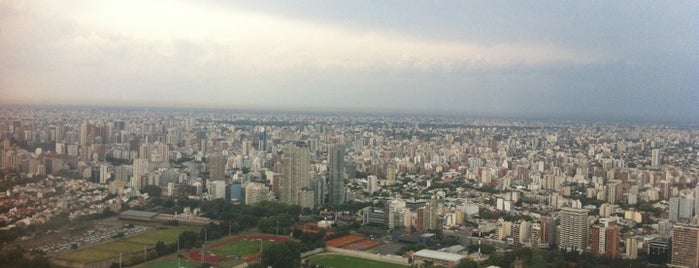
(308, 254, 409, 268)
(143, 260, 198, 268)
(124, 228, 187, 244)
(209, 239, 274, 257)
(187, 234, 290, 264)
(57, 226, 198, 264)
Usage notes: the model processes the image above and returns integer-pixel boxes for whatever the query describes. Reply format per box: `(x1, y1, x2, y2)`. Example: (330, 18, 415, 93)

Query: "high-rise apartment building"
(606, 180, 622, 204)
(367, 175, 378, 195)
(558, 207, 589, 252)
(99, 164, 109, 184)
(328, 144, 345, 206)
(281, 142, 310, 207)
(626, 237, 638, 259)
(245, 182, 269, 205)
(590, 221, 620, 257)
(672, 224, 699, 268)
(386, 165, 397, 184)
(207, 180, 226, 199)
(694, 183, 699, 217)
(670, 196, 694, 221)
(208, 154, 226, 180)
(132, 158, 148, 191)
(79, 122, 88, 147)
(538, 217, 555, 248)
(416, 199, 441, 232)
(512, 220, 531, 247)
(652, 149, 662, 167)
(114, 165, 130, 182)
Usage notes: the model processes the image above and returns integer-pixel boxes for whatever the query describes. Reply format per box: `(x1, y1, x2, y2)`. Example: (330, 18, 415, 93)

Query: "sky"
(1, 1, 697, 121)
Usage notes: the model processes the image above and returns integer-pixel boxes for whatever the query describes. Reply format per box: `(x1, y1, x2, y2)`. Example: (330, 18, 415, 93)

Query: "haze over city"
(1, 0, 697, 121)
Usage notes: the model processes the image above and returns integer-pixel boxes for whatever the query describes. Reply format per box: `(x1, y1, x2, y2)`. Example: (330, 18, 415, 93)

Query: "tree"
(200, 222, 225, 241)
(258, 214, 293, 235)
(467, 244, 495, 255)
(457, 258, 478, 268)
(247, 263, 266, 268)
(155, 240, 168, 256)
(142, 185, 162, 197)
(484, 252, 506, 268)
(179, 231, 201, 249)
(261, 241, 301, 268)
(292, 228, 303, 239)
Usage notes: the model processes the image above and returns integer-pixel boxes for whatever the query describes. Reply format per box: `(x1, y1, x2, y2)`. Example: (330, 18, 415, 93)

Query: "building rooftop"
(441, 244, 465, 254)
(119, 209, 159, 218)
(414, 249, 464, 262)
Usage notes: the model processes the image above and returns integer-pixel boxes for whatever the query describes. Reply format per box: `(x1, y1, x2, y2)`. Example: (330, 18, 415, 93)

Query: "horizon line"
(1, 101, 696, 125)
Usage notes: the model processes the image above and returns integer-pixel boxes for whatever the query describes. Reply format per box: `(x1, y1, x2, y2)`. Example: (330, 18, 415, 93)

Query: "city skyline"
(1, 104, 698, 267)
(1, 1, 697, 122)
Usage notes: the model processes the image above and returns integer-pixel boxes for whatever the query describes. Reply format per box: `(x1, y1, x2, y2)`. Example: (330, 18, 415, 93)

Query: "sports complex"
(51, 223, 410, 268)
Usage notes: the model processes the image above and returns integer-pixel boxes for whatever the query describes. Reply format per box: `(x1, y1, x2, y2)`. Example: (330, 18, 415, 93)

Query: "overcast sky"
(1, 1, 697, 121)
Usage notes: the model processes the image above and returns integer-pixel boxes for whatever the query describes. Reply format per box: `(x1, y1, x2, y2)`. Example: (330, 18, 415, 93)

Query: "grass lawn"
(142, 260, 199, 268)
(124, 228, 187, 244)
(59, 241, 145, 263)
(93, 240, 146, 252)
(57, 226, 200, 263)
(59, 248, 124, 263)
(308, 254, 409, 268)
(209, 239, 273, 257)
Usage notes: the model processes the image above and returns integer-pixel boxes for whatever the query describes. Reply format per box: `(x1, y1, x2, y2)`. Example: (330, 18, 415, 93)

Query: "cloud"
(8, 1, 694, 122)
(2, 0, 599, 78)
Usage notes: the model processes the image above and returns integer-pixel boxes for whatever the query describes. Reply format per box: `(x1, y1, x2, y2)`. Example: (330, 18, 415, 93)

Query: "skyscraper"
(99, 164, 109, 184)
(79, 122, 88, 147)
(328, 144, 345, 206)
(558, 207, 589, 252)
(652, 149, 662, 167)
(694, 183, 699, 217)
(416, 199, 441, 232)
(208, 154, 226, 180)
(367, 175, 378, 195)
(257, 128, 267, 152)
(281, 142, 310, 207)
(132, 158, 149, 191)
(672, 224, 699, 268)
(386, 165, 397, 184)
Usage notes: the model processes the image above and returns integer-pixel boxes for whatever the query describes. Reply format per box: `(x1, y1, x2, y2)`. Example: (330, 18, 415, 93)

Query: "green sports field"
(143, 260, 199, 268)
(124, 228, 189, 244)
(209, 239, 274, 257)
(308, 254, 409, 268)
(57, 226, 199, 264)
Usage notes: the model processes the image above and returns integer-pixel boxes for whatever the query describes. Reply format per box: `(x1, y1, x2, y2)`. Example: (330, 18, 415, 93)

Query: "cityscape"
(1, 106, 698, 267)
(1, 1, 698, 268)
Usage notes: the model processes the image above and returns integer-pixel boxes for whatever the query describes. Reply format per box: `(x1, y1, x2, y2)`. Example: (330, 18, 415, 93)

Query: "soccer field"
(209, 239, 273, 257)
(308, 254, 409, 268)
